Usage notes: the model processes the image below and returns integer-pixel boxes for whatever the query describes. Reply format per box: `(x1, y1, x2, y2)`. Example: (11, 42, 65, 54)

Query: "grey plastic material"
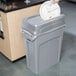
(22, 14, 65, 41)
(22, 14, 65, 74)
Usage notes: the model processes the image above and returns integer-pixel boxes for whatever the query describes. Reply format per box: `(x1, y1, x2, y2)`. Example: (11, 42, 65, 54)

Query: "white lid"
(39, 1, 61, 20)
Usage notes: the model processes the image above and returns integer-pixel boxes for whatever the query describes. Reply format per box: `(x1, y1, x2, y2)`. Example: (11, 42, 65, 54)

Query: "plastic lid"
(39, 1, 61, 20)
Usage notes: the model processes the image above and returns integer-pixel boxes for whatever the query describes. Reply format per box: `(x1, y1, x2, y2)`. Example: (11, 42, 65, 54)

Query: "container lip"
(22, 14, 65, 37)
(23, 14, 65, 28)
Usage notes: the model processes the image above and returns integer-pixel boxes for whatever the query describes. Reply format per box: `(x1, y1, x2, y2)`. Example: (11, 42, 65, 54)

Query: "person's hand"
(50, 0, 60, 4)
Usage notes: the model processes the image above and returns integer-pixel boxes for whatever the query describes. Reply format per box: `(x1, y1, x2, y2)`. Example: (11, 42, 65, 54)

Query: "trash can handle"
(22, 25, 65, 41)
(31, 25, 65, 41)
(41, 25, 65, 35)
(22, 30, 33, 37)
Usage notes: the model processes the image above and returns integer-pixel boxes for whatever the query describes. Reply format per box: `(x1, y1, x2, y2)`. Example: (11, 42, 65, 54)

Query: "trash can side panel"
(25, 39, 39, 73)
(37, 26, 64, 45)
(57, 34, 64, 60)
(38, 36, 61, 73)
(37, 27, 64, 73)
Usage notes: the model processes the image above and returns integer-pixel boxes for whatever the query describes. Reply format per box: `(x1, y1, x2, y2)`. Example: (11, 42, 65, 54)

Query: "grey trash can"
(22, 14, 65, 74)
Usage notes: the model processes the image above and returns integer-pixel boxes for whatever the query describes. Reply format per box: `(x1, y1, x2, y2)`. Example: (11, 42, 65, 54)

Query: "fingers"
(50, 0, 60, 4)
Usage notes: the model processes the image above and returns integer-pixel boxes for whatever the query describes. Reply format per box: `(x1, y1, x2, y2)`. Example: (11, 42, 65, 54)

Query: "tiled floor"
(0, 1, 76, 76)
(60, 1, 76, 36)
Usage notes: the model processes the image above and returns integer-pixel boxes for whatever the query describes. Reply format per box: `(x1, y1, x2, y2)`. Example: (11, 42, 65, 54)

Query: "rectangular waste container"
(22, 14, 65, 74)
